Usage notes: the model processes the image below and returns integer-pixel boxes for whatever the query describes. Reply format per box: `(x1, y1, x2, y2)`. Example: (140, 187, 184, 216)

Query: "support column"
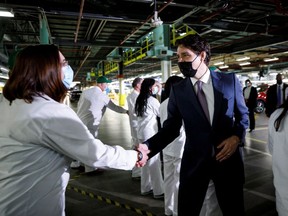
(40, 17, 49, 44)
(118, 48, 125, 106)
(161, 58, 172, 82)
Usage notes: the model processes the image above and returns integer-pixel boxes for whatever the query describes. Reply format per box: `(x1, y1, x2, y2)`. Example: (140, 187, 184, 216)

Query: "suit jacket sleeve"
(232, 74, 249, 143)
(144, 87, 182, 158)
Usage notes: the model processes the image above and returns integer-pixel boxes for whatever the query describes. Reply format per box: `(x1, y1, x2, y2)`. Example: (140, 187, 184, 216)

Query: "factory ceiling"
(0, 0, 288, 83)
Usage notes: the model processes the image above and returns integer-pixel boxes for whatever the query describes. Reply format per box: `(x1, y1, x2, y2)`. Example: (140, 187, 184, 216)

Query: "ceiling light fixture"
(236, 56, 250, 61)
(0, 66, 9, 73)
(219, 65, 229, 69)
(0, 9, 14, 17)
(239, 62, 251, 66)
(214, 61, 224, 66)
(264, 57, 279, 62)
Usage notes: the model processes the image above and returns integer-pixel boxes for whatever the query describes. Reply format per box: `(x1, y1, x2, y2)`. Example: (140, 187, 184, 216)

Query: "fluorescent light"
(239, 62, 251, 66)
(269, 72, 278, 76)
(0, 66, 9, 73)
(0, 10, 14, 17)
(0, 75, 9, 79)
(214, 61, 224, 66)
(219, 65, 229, 69)
(236, 56, 250, 61)
(264, 57, 279, 62)
(212, 29, 222, 33)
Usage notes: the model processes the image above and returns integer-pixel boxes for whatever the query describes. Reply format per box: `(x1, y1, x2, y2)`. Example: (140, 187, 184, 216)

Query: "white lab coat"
(0, 94, 137, 216)
(126, 89, 141, 178)
(77, 86, 127, 137)
(268, 108, 288, 216)
(126, 89, 139, 144)
(137, 96, 160, 141)
(137, 96, 164, 196)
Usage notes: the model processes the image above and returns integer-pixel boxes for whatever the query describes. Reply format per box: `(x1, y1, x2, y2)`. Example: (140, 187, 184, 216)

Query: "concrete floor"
(65, 102, 277, 216)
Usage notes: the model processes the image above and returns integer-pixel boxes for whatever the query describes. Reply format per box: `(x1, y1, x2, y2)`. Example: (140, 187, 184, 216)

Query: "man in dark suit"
(137, 34, 249, 216)
(243, 79, 258, 132)
(265, 73, 288, 117)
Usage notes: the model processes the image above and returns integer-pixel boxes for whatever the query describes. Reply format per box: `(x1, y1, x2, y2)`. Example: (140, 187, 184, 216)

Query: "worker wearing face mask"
(0, 45, 148, 216)
(135, 78, 164, 199)
(137, 34, 249, 216)
(74, 76, 129, 173)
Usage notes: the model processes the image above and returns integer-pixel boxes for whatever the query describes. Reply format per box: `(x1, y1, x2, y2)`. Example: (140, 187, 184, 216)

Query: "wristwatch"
(137, 150, 143, 162)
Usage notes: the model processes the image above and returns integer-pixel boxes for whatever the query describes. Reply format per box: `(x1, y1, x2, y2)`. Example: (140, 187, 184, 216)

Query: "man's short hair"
(132, 77, 142, 88)
(176, 34, 211, 65)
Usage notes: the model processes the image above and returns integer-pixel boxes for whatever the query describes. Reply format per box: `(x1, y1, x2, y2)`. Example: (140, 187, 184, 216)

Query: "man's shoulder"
(127, 90, 138, 99)
(268, 84, 277, 90)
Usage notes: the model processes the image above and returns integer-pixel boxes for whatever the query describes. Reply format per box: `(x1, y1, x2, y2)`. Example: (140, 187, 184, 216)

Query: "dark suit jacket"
(243, 86, 258, 109)
(145, 71, 249, 211)
(147, 70, 248, 157)
(265, 83, 288, 117)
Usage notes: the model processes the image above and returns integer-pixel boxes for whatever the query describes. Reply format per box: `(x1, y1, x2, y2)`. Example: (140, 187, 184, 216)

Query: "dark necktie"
(277, 85, 282, 106)
(197, 81, 210, 122)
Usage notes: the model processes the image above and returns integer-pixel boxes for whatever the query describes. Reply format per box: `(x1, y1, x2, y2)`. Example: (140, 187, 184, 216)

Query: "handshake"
(135, 144, 150, 167)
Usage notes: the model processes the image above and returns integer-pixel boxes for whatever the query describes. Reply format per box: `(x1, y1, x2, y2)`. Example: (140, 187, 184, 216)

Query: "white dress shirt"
(191, 70, 214, 125)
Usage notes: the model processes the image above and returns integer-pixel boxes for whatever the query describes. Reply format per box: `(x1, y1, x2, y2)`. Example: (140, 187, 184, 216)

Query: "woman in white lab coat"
(268, 99, 288, 216)
(135, 78, 164, 199)
(0, 45, 148, 216)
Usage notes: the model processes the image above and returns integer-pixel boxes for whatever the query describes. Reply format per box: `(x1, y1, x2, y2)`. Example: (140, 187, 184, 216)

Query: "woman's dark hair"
(176, 34, 211, 65)
(274, 99, 288, 131)
(135, 78, 155, 117)
(161, 76, 183, 102)
(3, 44, 67, 104)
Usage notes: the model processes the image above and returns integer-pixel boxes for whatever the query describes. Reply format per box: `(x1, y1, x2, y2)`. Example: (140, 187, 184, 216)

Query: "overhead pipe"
(120, 0, 174, 45)
(74, 0, 85, 43)
(0, 52, 8, 63)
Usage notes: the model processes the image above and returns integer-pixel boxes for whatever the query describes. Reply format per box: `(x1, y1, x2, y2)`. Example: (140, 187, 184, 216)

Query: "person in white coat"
(75, 76, 129, 173)
(0, 44, 149, 216)
(160, 76, 222, 216)
(268, 99, 288, 216)
(135, 78, 164, 199)
(126, 77, 143, 179)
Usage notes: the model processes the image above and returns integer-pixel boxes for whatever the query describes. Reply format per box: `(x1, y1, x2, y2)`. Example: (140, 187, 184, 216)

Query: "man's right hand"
(135, 144, 150, 167)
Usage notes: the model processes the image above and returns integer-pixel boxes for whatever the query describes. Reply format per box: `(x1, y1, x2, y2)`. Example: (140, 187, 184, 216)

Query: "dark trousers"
(178, 151, 245, 216)
(248, 107, 255, 130)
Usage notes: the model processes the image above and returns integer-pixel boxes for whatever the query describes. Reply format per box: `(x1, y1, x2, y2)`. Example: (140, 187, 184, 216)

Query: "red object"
(255, 84, 268, 113)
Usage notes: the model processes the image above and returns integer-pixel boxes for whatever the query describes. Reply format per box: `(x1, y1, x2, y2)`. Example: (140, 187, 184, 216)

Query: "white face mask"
(62, 65, 74, 89)
(152, 86, 159, 95)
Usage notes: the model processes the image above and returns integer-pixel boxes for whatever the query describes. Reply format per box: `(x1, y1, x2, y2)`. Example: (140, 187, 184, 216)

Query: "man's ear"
(200, 51, 206, 62)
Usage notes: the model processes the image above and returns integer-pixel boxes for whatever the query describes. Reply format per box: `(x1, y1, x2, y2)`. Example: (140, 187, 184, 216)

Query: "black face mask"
(177, 55, 199, 77)
(277, 80, 283, 85)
